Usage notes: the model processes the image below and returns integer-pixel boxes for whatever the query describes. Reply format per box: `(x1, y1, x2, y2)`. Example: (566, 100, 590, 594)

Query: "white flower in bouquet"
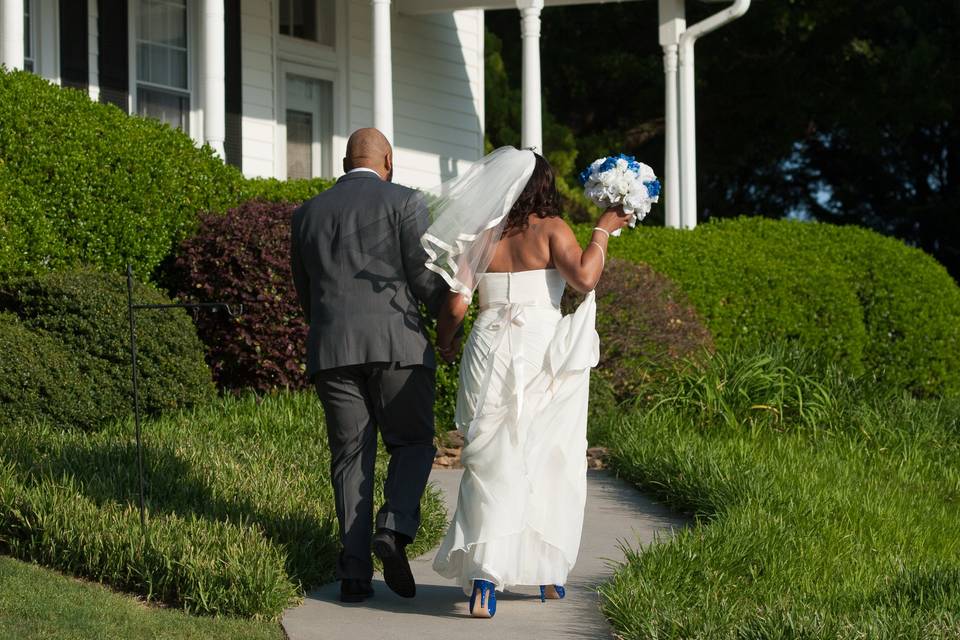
(579, 154, 661, 236)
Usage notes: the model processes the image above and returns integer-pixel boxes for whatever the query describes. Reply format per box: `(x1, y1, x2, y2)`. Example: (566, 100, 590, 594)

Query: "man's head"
(343, 128, 393, 181)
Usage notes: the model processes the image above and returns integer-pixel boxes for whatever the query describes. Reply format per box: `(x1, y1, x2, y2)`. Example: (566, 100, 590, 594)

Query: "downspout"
(678, 0, 750, 229)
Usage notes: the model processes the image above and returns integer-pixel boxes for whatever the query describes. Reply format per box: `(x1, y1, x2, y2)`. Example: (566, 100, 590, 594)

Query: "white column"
(518, 0, 543, 153)
(1, 0, 25, 71)
(201, 0, 226, 158)
(678, 38, 697, 229)
(88, 0, 99, 101)
(658, 0, 684, 229)
(371, 0, 394, 143)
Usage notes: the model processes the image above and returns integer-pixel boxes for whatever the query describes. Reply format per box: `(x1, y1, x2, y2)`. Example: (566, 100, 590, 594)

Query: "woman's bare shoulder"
(538, 215, 576, 241)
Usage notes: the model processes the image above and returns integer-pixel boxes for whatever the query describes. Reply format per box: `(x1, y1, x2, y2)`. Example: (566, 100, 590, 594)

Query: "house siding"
(347, 2, 484, 186)
(239, 0, 484, 186)
(71, 0, 483, 187)
(240, 0, 277, 178)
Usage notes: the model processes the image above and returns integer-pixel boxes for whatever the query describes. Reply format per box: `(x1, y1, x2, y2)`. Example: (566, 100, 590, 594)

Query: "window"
(135, 0, 190, 132)
(285, 74, 333, 179)
(278, 0, 334, 47)
(23, 0, 34, 72)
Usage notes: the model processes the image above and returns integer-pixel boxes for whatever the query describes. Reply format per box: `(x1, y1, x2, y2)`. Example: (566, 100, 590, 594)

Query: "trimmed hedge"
(239, 177, 335, 204)
(0, 313, 123, 431)
(166, 201, 307, 392)
(0, 69, 245, 279)
(603, 217, 960, 396)
(0, 69, 335, 281)
(0, 269, 213, 429)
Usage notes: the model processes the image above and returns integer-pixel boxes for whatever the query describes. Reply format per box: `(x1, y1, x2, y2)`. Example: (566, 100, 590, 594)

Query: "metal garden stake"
(125, 264, 243, 534)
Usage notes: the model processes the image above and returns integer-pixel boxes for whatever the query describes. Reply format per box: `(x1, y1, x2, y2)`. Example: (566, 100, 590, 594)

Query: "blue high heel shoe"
(539, 584, 566, 602)
(469, 579, 497, 618)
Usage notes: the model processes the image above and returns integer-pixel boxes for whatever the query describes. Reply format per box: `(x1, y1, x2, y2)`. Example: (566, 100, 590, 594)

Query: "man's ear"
(384, 151, 393, 177)
(342, 157, 351, 174)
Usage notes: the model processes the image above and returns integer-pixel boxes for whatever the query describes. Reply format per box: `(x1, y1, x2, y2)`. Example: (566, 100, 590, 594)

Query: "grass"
(0, 390, 447, 621)
(598, 344, 960, 639)
(0, 555, 283, 640)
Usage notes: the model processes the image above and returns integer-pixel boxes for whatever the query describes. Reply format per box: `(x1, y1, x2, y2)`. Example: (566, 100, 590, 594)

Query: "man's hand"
(438, 336, 462, 363)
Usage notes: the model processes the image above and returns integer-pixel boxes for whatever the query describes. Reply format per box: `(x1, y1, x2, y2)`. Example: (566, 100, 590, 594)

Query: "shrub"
(427, 302, 478, 430)
(563, 258, 713, 400)
(771, 221, 960, 397)
(0, 69, 249, 279)
(166, 197, 469, 425)
(0, 391, 447, 620)
(239, 177, 335, 204)
(0, 313, 125, 431)
(0, 268, 213, 429)
(166, 201, 307, 392)
(606, 217, 960, 396)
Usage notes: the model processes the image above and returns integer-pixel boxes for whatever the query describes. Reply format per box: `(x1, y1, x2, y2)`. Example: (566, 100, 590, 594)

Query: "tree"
(486, 1, 960, 278)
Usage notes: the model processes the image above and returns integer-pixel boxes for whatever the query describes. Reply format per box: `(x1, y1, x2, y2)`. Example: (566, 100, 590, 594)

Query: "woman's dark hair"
(503, 152, 561, 231)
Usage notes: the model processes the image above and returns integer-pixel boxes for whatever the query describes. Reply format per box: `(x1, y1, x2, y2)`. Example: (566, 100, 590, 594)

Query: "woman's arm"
(437, 290, 470, 362)
(551, 206, 631, 293)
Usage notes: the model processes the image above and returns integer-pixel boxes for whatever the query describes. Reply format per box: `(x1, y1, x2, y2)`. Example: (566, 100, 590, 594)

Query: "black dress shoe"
(340, 578, 374, 603)
(372, 528, 416, 598)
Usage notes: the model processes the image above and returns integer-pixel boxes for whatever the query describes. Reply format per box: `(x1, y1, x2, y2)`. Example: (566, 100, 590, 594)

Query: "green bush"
(427, 303, 478, 431)
(605, 217, 960, 396)
(0, 268, 213, 429)
(239, 177, 335, 204)
(600, 344, 960, 638)
(0, 69, 336, 282)
(0, 391, 448, 620)
(0, 69, 251, 279)
(0, 313, 125, 431)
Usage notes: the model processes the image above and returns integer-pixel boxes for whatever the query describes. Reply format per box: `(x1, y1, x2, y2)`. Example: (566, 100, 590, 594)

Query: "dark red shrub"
(563, 258, 714, 399)
(166, 200, 309, 392)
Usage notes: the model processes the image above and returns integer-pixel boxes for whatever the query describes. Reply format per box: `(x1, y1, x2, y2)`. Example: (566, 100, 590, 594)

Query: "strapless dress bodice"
(477, 269, 566, 310)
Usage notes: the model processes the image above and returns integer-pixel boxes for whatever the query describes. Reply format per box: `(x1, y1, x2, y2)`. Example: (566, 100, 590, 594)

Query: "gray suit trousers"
(313, 362, 437, 581)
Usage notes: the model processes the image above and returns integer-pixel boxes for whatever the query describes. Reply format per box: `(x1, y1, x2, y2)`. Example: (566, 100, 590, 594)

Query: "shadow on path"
(282, 469, 686, 640)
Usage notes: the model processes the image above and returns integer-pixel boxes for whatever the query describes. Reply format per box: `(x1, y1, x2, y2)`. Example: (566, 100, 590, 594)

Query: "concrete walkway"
(282, 469, 685, 640)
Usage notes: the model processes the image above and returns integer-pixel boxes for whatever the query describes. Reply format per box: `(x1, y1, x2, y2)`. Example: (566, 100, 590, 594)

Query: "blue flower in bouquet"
(578, 166, 593, 185)
(644, 179, 661, 199)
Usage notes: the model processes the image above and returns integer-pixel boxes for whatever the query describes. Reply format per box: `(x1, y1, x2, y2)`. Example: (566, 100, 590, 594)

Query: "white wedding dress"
(432, 268, 599, 594)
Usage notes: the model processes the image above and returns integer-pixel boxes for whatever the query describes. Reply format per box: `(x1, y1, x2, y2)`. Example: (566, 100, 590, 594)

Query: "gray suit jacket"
(290, 171, 447, 378)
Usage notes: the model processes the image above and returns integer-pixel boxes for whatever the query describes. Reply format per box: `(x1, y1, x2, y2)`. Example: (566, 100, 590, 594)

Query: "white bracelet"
(590, 240, 606, 268)
(592, 227, 610, 238)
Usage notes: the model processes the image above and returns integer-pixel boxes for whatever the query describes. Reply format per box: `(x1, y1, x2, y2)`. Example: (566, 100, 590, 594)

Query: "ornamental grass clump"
(0, 391, 447, 619)
(600, 343, 960, 638)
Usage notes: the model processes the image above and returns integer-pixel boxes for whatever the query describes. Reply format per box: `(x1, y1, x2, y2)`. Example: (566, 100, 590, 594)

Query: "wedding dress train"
(432, 268, 599, 594)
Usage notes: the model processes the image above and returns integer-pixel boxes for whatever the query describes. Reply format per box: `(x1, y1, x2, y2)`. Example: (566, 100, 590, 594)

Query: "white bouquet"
(579, 154, 661, 236)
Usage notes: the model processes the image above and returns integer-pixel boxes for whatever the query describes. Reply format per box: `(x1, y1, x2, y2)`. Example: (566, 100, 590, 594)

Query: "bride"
(421, 146, 630, 618)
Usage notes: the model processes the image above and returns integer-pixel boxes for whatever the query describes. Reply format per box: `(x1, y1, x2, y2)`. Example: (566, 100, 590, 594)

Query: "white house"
(0, 0, 749, 226)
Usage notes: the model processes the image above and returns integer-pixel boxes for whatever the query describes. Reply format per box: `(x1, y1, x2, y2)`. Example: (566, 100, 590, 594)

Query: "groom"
(290, 128, 448, 603)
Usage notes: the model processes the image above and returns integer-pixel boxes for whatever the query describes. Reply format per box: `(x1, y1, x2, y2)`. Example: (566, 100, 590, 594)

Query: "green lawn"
(0, 390, 447, 621)
(599, 346, 960, 639)
(0, 555, 282, 640)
